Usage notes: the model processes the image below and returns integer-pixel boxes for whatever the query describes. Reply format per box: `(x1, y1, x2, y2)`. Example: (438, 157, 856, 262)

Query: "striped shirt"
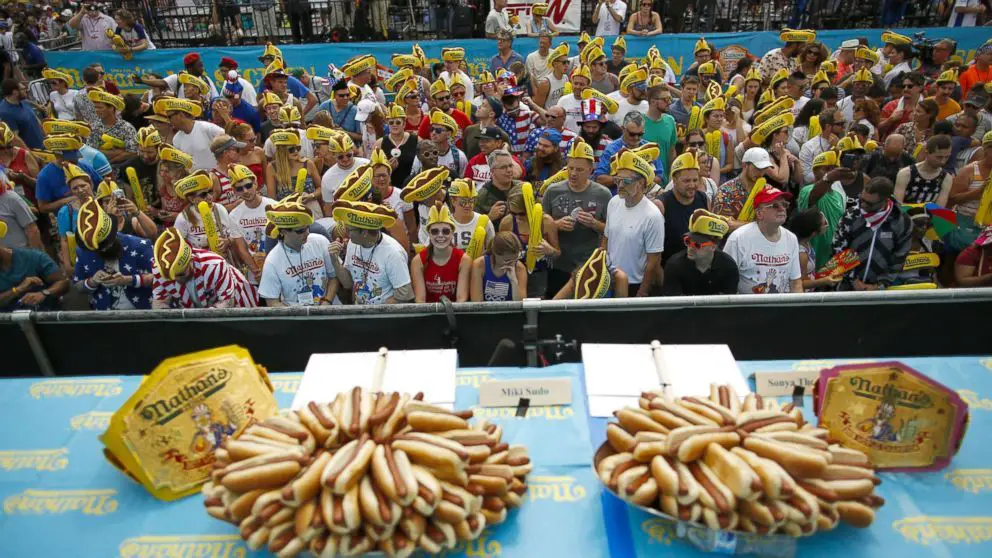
(152, 249, 259, 308)
(568, 134, 616, 166)
(497, 107, 538, 155)
(211, 169, 236, 207)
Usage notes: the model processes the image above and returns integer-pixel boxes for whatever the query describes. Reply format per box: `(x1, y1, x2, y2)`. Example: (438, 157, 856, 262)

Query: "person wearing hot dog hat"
(759, 29, 815, 83)
(533, 43, 570, 110)
(657, 152, 711, 265)
(929, 69, 962, 122)
(557, 64, 594, 133)
(439, 47, 475, 101)
(341, 54, 379, 110)
(611, 67, 649, 125)
(417, 79, 471, 148)
(140, 52, 219, 100)
(319, 133, 370, 212)
(151, 226, 259, 309)
(594, 113, 665, 191)
(72, 197, 155, 310)
(401, 166, 451, 247)
(662, 209, 739, 296)
(607, 36, 627, 76)
(266, 129, 322, 216)
(257, 198, 337, 307)
(446, 178, 497, 252)
(410, 204, 470, 303)
(412, 109, 469, 181)
(328, 200, 412, 305)
(228, 164, 277, 286)
(528, 2, 558, 36)
(92, 176, 158, 241)
(603, 149, 665, 296)
(156, 144, 194, 226)
(42, 68, 79, 120)
(552, 247, 628, 299)
(155, 97, 224, 171)
(796, 150, 846, 268)
(86, 88, 138, 162)
(723, 184, 803, 294)
(34, 134, 104, 216)
(115, 126, 163, 215)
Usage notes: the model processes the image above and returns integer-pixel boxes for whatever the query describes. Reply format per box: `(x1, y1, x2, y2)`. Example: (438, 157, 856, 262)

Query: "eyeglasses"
(387, 119, 404, 127)
(454, 198, 474, 207)
(234, 183, 254, 192)
(687, 141, 705, 147)
(429, 228, 452, 237)
(289, 227, 308, 235)
(452, 91, 466, 99)
(435, 95, 451, 102)
(625, 130, 645, 137)
(762, 202, 790, 210)
(615, 176, 641, 188)
(430, 126, 449, 134)
(287, 146, 301, 154)
(683, 235, 716, 249)
(421, 150, 439, 158)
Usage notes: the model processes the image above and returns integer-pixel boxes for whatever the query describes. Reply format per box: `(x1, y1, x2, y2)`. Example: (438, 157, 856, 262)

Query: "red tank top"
(419, 247, 463, 303)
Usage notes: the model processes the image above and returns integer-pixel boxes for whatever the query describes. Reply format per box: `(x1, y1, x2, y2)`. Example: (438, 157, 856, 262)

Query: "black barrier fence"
(4, 289, 991, 378)
(102, 0, 950, 49)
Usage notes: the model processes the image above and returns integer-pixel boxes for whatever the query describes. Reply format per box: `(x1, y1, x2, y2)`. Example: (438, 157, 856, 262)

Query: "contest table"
(1, 355, 990, 557)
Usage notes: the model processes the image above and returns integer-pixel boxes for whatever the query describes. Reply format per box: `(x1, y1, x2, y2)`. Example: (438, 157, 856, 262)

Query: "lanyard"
(282, 243, 312, 291)
(358, 237, 380, 287)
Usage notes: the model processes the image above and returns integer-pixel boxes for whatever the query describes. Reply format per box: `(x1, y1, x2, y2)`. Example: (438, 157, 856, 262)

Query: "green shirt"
(644, 113, 677, 181)
(797, 183, 847, 269)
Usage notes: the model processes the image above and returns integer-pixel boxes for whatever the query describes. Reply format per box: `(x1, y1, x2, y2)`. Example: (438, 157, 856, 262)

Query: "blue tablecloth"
(1, 356, 990, 557)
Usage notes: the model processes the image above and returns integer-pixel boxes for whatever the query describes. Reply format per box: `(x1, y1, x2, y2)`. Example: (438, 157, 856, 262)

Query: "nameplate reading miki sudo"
(479, 378, 573, 408)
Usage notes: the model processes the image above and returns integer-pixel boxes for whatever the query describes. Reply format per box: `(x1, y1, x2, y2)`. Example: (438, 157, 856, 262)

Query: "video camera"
(911, 32, 956, 68)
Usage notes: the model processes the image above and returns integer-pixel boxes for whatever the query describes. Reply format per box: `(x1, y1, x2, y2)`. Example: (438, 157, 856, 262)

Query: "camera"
(840, 152, 864, 170)
(911, 32, 956, 69)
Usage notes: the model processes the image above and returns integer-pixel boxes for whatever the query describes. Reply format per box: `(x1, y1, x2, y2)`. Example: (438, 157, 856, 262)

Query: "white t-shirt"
(50, 89, 79, 120)
(595, 0, 627, 37)
(948, 0, 980, 27)
(610, 98, 649, 125)
(556, 94, 585, 135)
(259, 234, 336, 306)
(164, 73, 220, 100)
(604, 195, 665, 284)
(343, 233, 411, 305)
(453, 212, 496, 251)
(173, 203, 244, 251)
(409, 149, 468, 178)
(230, 196, 277, 284)
(382, 186, 412, 223)
(173, 121, 225, 170)
(263, 129, 314, 160)
(440, 70, 476, 101)
(723, 222, 802, 295)
(526, 51, 552, 83)
(883, 61, 912, 90)
(320, 158, 370, 203)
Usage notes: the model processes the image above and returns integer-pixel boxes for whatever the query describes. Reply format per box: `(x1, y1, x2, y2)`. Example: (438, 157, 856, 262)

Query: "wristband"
(132, 275, 141, 288)
(11, 286, 17, 295)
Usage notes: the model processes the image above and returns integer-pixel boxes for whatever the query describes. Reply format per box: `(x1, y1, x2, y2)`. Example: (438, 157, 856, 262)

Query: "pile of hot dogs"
(202, 388, 532, 557)
(597, 385, 884, 536)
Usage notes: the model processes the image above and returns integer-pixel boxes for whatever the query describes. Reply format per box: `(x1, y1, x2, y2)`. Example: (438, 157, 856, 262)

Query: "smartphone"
(840, 152, 861, 170)
(112, 189, 126, 200)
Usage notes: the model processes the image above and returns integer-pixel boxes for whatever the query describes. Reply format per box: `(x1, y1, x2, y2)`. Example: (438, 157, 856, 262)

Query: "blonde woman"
(156, 145, 193, 227)
(265, 130, 322, 216)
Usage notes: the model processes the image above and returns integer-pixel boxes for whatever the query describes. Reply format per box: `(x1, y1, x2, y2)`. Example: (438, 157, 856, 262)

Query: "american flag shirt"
(497, 106, 538, 155)
(524, 126, 578, 156)
(73, 234, 154, 310)
(152, 248, 259, 309)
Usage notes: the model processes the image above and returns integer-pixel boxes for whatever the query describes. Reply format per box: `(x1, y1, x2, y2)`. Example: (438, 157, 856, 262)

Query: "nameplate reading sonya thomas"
(479, 378, 573, 408)
(753, 370, 821, 397)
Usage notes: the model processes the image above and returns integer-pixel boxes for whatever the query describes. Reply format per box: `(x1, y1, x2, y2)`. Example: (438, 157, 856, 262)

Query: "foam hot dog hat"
(334, 164, 373, 202)
(331, 200, 397, 230)
(153, 97, 202, 118)
(42, 68, 73, 86)
(342, 54, 377, 77)
(43, 133, 84, 153)
(227, 164, 256, 186)
(41, 119, 90, 138)
(750, 111, 795, 145)
(76, 198, 117, 251)
(87, 89, 124, 111)
(265, 198, 314, 238)
(574, 248, 613, 299)
(780, 28, 816, 43)
(136, 126, 162, 148)
(159, 145, 193, 169)
(154, 227, 193, 280)
(688, 209, 730, 239)
(174, 170, 214, 200)
(178, 72, 209, 94)
(401, 166, 450, 202)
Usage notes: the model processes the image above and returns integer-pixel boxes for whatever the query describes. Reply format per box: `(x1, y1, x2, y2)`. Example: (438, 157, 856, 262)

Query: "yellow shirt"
(927, 96, 961, 121)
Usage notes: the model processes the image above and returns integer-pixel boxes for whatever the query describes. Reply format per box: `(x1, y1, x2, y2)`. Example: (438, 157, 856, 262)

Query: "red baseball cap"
(753, 186, 793, 207)
(219, 57, 238, 70)
(183, 52, 201, 66)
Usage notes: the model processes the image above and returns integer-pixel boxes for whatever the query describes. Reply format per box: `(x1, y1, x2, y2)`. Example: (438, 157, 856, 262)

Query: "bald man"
(863, 134, 916, 184)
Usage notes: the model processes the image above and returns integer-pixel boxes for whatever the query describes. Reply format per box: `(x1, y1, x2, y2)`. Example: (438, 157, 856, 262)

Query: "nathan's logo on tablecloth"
(958, 390, 992, 411)
(946, 469, 992, 494)
(457, 370, 492, 389)
(4, 488, 118, 516)
(641, 518, 677, 545)
(70, 411, 114, 431)
(270, 373, 302, 395)
(30, 378, 123, 399)
(449, 528, 502, 557)
(527, 475, 586, 503)
(893, 516, 992, 546)
(471, 405, 574, 421)
(119, 535, 247, 558)
(0, 448, 69, 472)
(139, 367, 231, 425)
(980, 357, 992, 371)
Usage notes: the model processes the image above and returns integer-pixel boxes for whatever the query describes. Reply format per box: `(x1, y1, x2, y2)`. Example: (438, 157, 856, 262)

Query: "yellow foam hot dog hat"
(178, 72, 209, 95)
(750, 111, 795, 145)
(401, 167, 450, 203)
(694, 38, 711, 54)
(384, 67, 413, 92)
(44, 134, 84, 153)
(334, 164, 374, 202)
(430, 109, 458, 133)
(88, 89, 124, 111)
(173, 170, 213, 200)
(94, 178, 122, 201)
(780, 28, 816, 43)
(441, 47, 465, 62)
(329, 133, 355, 154)
(63, 162, 93, 184)
(76, 198, 116, 251)
(42, 68, 73, 86)
(41, 119, 91, 138)
(159, 145, 193, 169)
(812, 150, 839, 168)
(613, 150, 655, 184)
(305, 125, 336, 144)
(265, 199, 314, 238)
(429, 78, 450, 99)
(688, 209, 730, 239)
(154, 227, 193, 280)
(426, 204, 456, 229)
(670, 152, 700, 176)
(342, 54, 377, 77)
(270, 129, 300, 147)
(547, 43, 570, 66)
(391, 53, 422, 69)
(881, 31, 912, 46)
(447, 178, 477, 198)
(137, 126, 162, 148)
(574, 249, 612, 299)
(153, 97, 202, 118)
(279, 105, 302, 125)
(227, 164, 257, 186)
(331, 200, 397, 230)
(567, 138, 595, 161)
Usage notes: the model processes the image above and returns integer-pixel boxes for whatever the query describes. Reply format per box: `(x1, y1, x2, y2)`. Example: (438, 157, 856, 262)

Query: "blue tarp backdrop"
(47, 27, 990, 95)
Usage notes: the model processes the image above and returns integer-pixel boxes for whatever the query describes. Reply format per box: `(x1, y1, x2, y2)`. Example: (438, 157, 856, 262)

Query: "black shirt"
(661, 190, 708, 264)
(662, 250, 739, 296)
(382, 133, 419, 188)
(863, 151, 915, 184)
(118, 156, 161, 212)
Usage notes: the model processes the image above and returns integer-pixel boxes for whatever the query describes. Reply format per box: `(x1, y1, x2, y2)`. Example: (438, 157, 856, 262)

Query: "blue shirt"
(0, 248, 59, 312)
(257, 75, 311, 101)
(231, 101, 262, 132)
(21, 42, 45, 66)
(35, 160, 101, 203)
(317, 101, 359, 135)
(56, 203, 79, 238)
(79, 145, 112, 177)
(593, 138, 666, 185)
(73, 233, 154, 310)
(0, 98, 44, 149)
(489, 51, 525, 74)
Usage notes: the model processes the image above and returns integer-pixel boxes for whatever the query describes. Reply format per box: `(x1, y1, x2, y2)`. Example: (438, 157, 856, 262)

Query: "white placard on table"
(582, 343, 751, 417)
(291, 349, 458, 410)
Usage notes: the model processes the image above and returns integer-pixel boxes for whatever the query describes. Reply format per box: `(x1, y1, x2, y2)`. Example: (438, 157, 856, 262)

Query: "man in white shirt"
(141, 53, 219, 100)
(592, 0, 627, 37)
(723, 186, 803, 294)
(228, 164, 276, 285)
(67, 1, 115, 51)
(882, 44, 913, 90)
(439, 48, 475, 101)
(259, 199, 337, 306)
(485, 0, 513, 38)
(320, 135, 369, 211)
(604, 150, 665, 297)
(611, 69, 649, 125)
(526, 33, 553, 83)
(556, 65, 592, 134)
(161, 99, 224, 170)
(948, 0, 985, 27)
(329, 202, 413, 305)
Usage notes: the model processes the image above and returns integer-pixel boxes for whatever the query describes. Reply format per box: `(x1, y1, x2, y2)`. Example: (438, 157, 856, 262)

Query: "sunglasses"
(430, 126, 449, 134)
(429, 228, 452, 237)
(387, 119, 404, 127)
(405, 93, 419, 99)
(234, 184, 254, 193)
(683, 235, 716, 249)
(287, 146, 301, 154)
(626, 131, 645, 137)
(687, 141, 705, 147)
(435, 95, 451, 102)
(289, 227, 309, 234)
(615, 177, 641, 188)
(452, 91, 466, 99)
(632, 82, 648, 91)
(421, 151, 439, 158)
(190, 191, 210, 199)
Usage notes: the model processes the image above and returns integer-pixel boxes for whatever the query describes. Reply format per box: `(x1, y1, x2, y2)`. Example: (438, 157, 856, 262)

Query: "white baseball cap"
(841, 39, 859, 50)
(354, 99, 377, 122)
(742, 147, 774, 169)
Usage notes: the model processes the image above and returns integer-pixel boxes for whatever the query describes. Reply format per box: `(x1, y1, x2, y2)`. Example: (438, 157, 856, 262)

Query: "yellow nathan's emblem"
(119, 535, 247, 558)
(270, 373, 303, 394)
(981, 357, 992, 371)
(457, 370, 492, 388)
(472, 405, 574, 421)
(30, 378, 123, 398)
(449, 528, 502, 557)
(641, 518, 677, 545)
(958, 390, 992, 411)
(527, 475, 587, 502)
(70, 411, 114, 431)
(893, 516, 992, 546)
(946, 469, 992, 494)
(3, 489, 118, 516)
(0, 448, 69, 471)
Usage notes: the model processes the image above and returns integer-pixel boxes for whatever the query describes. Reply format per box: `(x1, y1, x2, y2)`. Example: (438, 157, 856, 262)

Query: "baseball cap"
(965, 93, 989, 107)
(355, 99, 377, 122)
(210, 134, 247, 154)
(478, 126, 502, 140)
(742, 147, 774, 169)
(840, 39, 859, 50)
(753, 186, 793, 206)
